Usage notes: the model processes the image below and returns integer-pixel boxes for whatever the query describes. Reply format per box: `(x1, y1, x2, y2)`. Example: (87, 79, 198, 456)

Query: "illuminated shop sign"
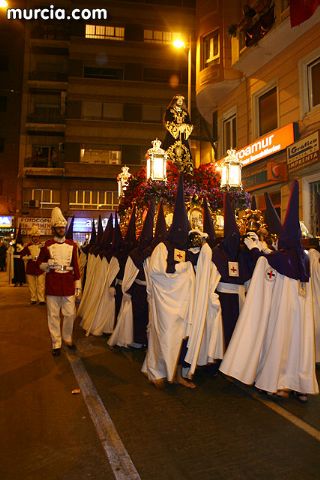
(221, 123, 296, 167)
(0, 216, 13, 228)
(73, 217, 112, 233)
(287, 131, 319, 173)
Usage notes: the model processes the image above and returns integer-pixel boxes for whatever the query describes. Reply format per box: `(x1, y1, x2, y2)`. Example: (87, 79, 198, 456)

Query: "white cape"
(142, 242, 195, 382)
(309, 248, 320, 362)
(108, 256, 139, 347)
(185, 243, 223, 377)
(220, 256, 319, 394)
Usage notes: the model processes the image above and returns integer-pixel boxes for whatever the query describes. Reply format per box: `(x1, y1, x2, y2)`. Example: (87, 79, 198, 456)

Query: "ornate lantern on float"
(220, 149, 242, 190)
(146, 139, 167, 182)
(117, 165, 131, 198)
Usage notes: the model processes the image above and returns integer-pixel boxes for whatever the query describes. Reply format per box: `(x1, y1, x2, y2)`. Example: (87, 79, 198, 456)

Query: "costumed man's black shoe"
(30, 301, 37, 305)
(65, 343, 77, 351)
(38, 301, 46, 305)
(52, 348, 61, 356)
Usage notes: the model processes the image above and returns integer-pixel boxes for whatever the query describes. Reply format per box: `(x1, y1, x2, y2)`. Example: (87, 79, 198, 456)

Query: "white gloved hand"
(244, 237, 259, 251)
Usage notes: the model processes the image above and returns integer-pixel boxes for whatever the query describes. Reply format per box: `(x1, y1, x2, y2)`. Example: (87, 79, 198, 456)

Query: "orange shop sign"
(228, 124, 296, 167)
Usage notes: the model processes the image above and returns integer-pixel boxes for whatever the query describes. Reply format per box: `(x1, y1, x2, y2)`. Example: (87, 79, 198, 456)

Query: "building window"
(83, 66, 124, 80)
(307, 57, 320, 111)
(82, 102, 123, 120)
(255, 85, 278, 136)
(23, 189, 60, 209)
(0, 138, 4, 153)
(144, 30, 180, 44)
(142, 104, 163, 122)
(310, 181, 320, 236)
(0, 55, 9, 71)
(300, 48, 320, 116)
(202, 30, 220, 69)
(80, 146, 122, 165)
(222, 110, 237, 153)
(29, 145, 60, 167)
(143, 67, 181, 84)
(69, 190, 119, 210)
(85, 25, 125, 40)
(0, 96, 7, 112)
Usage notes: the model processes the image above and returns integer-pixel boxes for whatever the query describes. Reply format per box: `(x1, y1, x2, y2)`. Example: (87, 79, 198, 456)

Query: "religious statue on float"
(162, 94, 193, 175)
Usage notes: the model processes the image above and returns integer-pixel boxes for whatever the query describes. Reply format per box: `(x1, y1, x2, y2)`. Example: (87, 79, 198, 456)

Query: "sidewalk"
(0, 271, 114, 480)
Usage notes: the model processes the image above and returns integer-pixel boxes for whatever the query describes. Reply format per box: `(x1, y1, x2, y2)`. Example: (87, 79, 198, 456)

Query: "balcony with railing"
(28, 71, 68, 82)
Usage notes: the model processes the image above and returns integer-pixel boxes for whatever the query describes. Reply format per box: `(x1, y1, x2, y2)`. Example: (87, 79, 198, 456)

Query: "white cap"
(51, 207, 67, 227)
(29, 225, 40, 236)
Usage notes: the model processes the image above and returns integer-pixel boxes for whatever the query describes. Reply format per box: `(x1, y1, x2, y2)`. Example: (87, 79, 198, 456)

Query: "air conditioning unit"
(29, 199, 40, 208)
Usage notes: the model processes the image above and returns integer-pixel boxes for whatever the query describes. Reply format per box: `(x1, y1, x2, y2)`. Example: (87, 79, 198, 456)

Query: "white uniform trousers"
(46, 295, 76, 349)
(26, 273, 46, 302)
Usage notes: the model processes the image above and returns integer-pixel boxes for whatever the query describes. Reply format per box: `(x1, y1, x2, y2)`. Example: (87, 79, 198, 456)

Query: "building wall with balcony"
(196, 0, 320, 235)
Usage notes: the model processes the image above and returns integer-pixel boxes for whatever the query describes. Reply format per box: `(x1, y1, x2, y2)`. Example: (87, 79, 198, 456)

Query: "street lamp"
(172, 35, 192, 118)
(146, 139, 167, 181)
(0, 1, 8, 9)
(220, 149, 242, 189)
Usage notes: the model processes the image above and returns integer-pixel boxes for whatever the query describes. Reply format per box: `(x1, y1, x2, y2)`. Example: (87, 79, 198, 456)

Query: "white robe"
(220, 256, 319, 395)
(83, 256, 110, 336)
(77, 252, 95, 318)
(108, 256, 139, 347)
(185, 243, 223, 377)
(309, 248, 320, 363)
(142, 242, 195, 382)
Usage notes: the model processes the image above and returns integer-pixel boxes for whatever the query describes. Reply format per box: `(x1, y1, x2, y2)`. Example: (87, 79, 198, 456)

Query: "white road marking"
(66, 352, 141, 480)
(227, 378, 320, 442)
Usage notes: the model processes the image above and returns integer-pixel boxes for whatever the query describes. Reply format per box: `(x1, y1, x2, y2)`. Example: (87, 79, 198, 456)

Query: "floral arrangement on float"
(118, 159, 251, 236)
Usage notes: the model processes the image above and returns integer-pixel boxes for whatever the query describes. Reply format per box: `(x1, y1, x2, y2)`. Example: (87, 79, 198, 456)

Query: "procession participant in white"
(37, 207, 81, 356)
(309, 192, 320, 362)
(82, 214, 114, 336)
(142, 175, 197, 388)
(79, 219, 96, 288)
(20, 225, 45, 304)
(212, 193, 259, 350)
(220, 180, 319, 402)
(99, 212, 125, 336)
(108, 203, 154, 348)
(77, 220, 96, 316)
(186, 198, 223, 372)
(78, 216, 104, 322)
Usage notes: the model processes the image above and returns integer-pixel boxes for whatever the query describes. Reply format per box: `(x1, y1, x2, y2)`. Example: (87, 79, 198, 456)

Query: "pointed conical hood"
(167, 174, 190, 250)
(222, 192, 240, 257)
(203, 197, 215, 249)
(278, 180, 301, 250)
(15, 224, 23, 245)
(89, 219, 96, 245)
(264, 193, 282, 235)
(251, 195, 257, 210)
(51, 207, 67, 227)
(65, 216, 74, 240)
(112, 212, 123, 251)
(102, 213, 114, 246)
(124, 205, 137, 251)
(139, 202, 155, 249)
(154, 201, 167, 243)
(97, 215, 104, 245)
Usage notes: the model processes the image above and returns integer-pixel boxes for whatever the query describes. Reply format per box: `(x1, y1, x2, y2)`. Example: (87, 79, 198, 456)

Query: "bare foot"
(150, 378, 165, 389)
(176, 376, 196, 389)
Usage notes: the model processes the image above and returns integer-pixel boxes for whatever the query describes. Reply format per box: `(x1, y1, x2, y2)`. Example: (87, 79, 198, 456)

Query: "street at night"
(1, 274, 320, 480)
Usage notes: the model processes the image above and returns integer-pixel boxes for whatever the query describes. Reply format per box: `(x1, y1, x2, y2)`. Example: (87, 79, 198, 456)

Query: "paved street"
(1, 271, 320, 480)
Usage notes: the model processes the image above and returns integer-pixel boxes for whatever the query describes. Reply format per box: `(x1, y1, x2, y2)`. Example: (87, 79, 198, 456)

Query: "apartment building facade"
(196, 0, 320, 236)
(15, 0, 196, 241)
